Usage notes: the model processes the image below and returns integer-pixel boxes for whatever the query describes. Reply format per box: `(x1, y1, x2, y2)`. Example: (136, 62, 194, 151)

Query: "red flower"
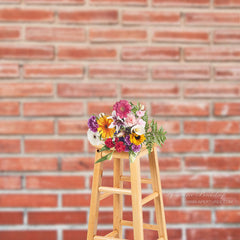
(105, 138, 114, 148)
(115, 141, 125, 152)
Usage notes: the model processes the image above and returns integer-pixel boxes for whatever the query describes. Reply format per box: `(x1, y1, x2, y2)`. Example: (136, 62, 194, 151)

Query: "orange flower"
(97, 115, 115, 139)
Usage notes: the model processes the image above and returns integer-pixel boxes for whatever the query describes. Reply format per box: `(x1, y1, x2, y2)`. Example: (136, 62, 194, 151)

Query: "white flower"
(87, 129, 102, 146)
(131, 125, 145, 135)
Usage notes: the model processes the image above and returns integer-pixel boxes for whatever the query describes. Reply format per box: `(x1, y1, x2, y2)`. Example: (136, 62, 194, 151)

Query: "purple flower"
(88, 115, 98, 132)
(125, 135, 131, 146)
(132, 144, 141, 153)
(124, 145, 130, 152)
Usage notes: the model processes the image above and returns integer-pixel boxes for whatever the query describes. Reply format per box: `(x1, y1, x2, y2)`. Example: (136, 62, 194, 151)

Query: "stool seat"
(87, 145, 168, 240)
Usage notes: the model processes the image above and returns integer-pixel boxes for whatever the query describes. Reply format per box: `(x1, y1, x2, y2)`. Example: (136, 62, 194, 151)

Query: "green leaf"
(98, 145, 110, 152)
(95, 151, 113, 164)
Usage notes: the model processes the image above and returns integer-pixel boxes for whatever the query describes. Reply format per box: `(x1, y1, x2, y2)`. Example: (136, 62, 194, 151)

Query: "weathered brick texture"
(0, 1, 239, 240)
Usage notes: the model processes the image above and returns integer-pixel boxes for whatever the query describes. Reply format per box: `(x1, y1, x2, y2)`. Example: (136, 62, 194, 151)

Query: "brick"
(26, 27, 85, 42)
(121, 83, 179, 98)
(62, 194, 113, 207)
(216, 210, 240, 223)
(215, 66, 240, 80)
(215, 0, 240, 7)
(184, 47, 240, 61)
(0, 120, 53, 134)
(153, 0, 209, 7)
(58, 83, 117, 98)
(0, 139, 20, 153)
(0, 8, 54, 22)
(58, 10, 118, 24)
(0, 157, 58, 171)
(26, 176, 85, 189)
(161, 175, 209, 189)
(0, 194, 57, 207)
(214, 29, 240, 43)
(0, 176, 21, 189)
(23, 102, 84, 116)
(185, 192, 240, 206)
(90, 0, 147, 5)
(215, 139, 240, 152)
(213, 175, 240, 188)
(185, 12, 240, 26)
(0, 102, 19, 116)
(185, 156, 240, 171)
(89, 64, 147, 80)
(61, 157, 94, 171)
(0, 45, 54, 60)
(152, 65, 210, 80)
(0, 212, 23, 225)
(132, 156, 181, 171)
(159, 138, 209, 153)
(58, 46, 116, 60)
(0, 0, 20, 2)
(165, 210, 211, 223)
(122, 11, 180, 25)
(125, 228, 182, 240)
(0, 64, 19, 78)
(122, 46, 180, 61)
(62, 194, 90, 207)
(0, 83, 53, 97)
(88, 101, 114, 115)
(0, 231, 56, 240)
(184, 121, 240, 134)
(0, 26, 21, 40)
(214, 102, 240, 116)
(28, 211, 86, 224)
(184, 83, 240, 98)
(58, 119, 88, 135)
(25, 139, 84, 153)
(24, 64, 83, 79)
(162, 175, 209, 188)
(25, 0, 84, 4)
(151, 102, 209, 116)
(89, 28, 147, 42)
(159, 120, 180, 134)
(187, 228, 240, 240)
(153, 30, 209, 43)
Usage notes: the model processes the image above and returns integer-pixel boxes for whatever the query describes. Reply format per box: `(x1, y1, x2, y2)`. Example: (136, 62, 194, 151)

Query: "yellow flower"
(97, 115, 115, 139)
(130, 132, 146, 146)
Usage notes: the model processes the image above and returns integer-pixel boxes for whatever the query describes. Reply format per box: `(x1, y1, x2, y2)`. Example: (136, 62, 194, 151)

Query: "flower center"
(93, 135, 96, 139)
(135, 135, 140, 140)
(120, 106, 125, 112)
(105, 124, 108, 129)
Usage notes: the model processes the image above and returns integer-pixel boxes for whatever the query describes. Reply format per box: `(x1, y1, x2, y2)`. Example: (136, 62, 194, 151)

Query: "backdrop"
(0, 0, 240, 239)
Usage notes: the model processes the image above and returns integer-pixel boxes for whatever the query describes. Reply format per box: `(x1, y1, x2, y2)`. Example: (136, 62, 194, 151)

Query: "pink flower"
(125, 113, 137, 127)
(136, 110, 145, 117)
(113, 100, 131, 119)
(137, 118, 146, 127)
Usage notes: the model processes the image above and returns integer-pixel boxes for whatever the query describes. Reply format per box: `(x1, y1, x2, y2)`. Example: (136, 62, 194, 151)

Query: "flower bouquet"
(87, 100, 167, 163)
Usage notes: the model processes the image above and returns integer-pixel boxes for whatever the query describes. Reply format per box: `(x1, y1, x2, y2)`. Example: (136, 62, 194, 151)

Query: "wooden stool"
(87, 145, 168, 240)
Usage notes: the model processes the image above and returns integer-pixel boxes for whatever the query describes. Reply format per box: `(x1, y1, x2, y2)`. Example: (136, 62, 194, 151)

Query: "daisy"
(87, 129, 102, 146)
(97, 115, 115, 139)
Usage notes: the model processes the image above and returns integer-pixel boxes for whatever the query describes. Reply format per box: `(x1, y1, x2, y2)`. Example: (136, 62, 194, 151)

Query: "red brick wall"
(0, 0, 240, 239)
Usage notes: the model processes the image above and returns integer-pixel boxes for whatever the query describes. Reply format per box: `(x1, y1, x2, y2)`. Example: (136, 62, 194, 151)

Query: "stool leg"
(130, 156, 144, 240)
(113, 158, 123, 237)
(149, 147, 168, 240)
(87, 150, 103, 240)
